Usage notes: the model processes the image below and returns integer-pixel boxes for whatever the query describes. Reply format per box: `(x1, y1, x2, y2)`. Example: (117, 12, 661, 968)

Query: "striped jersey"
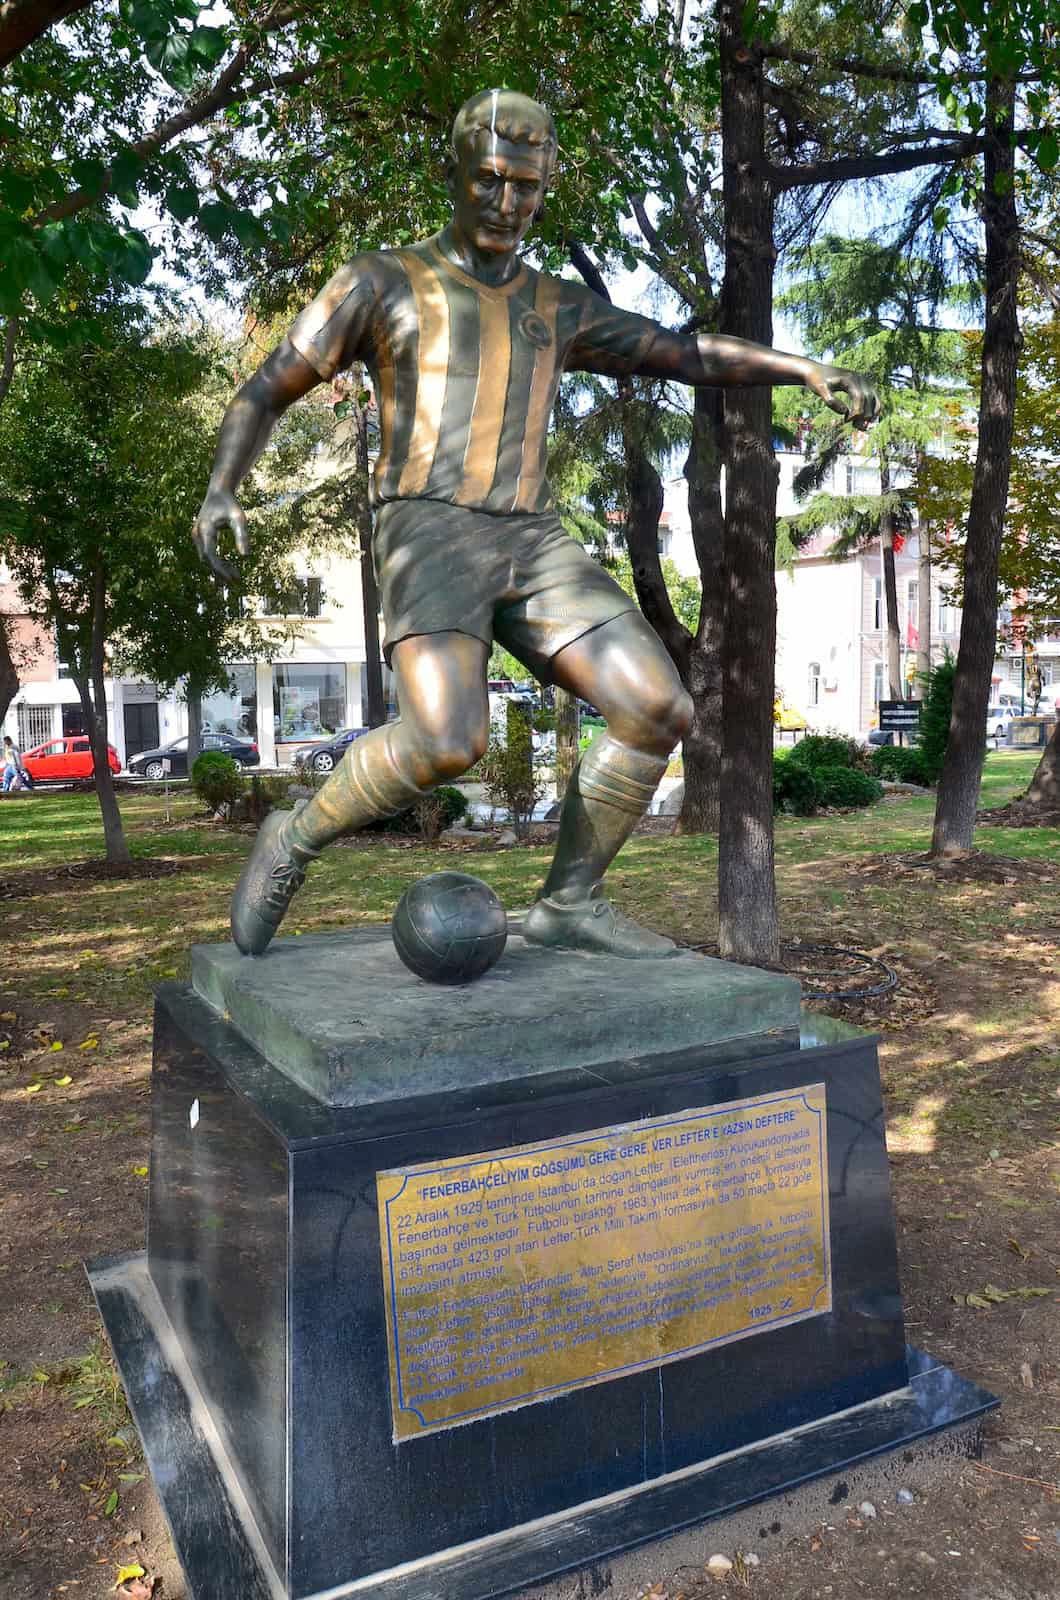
(285, 235, 666, 516)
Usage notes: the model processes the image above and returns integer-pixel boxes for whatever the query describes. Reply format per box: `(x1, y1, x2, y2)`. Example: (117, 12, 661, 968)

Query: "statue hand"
(192, 488, 249, 583)
(804, 363, 879, 430)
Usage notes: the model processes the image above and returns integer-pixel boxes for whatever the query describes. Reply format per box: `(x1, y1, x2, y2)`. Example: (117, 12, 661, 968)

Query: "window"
(907, 578, 918, 622)
(808, 662, 821, 707)
(262, 575, 326, 617)
(202, 666, 257, 740)
(17, 704, 54, 750)
(273, 664, 345, 742)
(846, 462, 877, 495)
(657, 530, 672, 559)
(873, 577, 883, 630)
(873, 662, 885, 705)
(938, 595, 954, 634)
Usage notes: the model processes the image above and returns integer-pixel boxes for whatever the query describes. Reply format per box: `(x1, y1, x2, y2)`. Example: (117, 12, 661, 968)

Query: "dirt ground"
(0, 797, 1056, 1600)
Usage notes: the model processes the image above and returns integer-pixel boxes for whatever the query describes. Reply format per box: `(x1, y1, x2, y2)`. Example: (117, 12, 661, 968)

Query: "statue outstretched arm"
(635, 329, 878, 428)
(193, 340, 322, 582)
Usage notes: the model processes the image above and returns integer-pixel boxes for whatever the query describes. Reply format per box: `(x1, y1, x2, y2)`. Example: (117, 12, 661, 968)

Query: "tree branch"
(566, 239, 612, 300)
(0, 315, 17, 408)
(35, 38, 324, 226)
(0, 0, 92, 72)
(770, 135, 984, 191)
(1022, 228, 1060, 260)
(630, 193, 660, 253)
(759, 40, 1044, 86)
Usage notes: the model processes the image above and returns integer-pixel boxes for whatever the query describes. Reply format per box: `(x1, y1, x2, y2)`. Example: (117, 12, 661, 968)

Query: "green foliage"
(233, 773, 293, 826)
(0, 302, 303, 697)
(869, 745, 933, 786)
(917, 650, 957, 782)
(428, 785, 468, 829)
(915, 319, 1060, 638)
(774, 736, 881, 812)
(412, 785, 469, 843)
(0, 0, 692, 413)
(776, 236, 968, 562)
(811, 765, 883, 809)
(608, 552, 703, 633)
(789, 733, 867, 772)
(191, 750, 243, 813)
(365, 784, 467, 839)
(481, 707, 544, 840)
(773, 757, 819, 816)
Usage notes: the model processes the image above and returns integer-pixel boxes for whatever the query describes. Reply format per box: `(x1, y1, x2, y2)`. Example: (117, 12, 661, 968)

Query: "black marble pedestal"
(91, 985, 997, 1600)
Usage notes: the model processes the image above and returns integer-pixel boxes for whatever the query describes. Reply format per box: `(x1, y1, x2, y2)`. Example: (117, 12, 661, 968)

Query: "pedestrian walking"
(2, 735, 34, 793)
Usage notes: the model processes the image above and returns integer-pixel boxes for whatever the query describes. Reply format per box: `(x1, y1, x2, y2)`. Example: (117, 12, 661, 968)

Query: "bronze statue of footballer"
(193, 89, 876, 960)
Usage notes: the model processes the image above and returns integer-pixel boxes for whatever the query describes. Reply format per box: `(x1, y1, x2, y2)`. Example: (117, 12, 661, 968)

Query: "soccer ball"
(391, 872, 508, 985)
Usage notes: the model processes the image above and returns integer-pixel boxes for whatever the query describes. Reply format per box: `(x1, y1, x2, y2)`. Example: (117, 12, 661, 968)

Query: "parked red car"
(22, 735, 121, 782)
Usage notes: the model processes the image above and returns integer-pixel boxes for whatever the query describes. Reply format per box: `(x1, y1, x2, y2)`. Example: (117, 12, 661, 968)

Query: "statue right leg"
(231, 632, 489, 955)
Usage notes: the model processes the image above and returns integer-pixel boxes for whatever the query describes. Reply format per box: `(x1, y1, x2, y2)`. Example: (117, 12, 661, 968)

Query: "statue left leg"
(523, 611, 693, 957)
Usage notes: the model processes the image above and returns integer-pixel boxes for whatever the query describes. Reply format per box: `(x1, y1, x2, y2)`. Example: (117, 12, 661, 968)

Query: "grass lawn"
(1, 752, 1057, 1600)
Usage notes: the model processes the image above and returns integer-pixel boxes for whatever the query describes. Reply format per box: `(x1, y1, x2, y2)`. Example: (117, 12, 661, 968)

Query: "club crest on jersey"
(519, 310, 553, 350)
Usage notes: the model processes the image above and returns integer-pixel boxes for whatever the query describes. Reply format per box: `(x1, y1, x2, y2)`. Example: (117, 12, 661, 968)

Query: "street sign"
(878, 700, 921, 733)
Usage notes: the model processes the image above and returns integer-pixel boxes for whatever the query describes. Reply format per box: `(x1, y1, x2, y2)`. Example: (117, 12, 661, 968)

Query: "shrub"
(412, 785, 468, 842)
(481, 711, 544, 840)
(191, 751, 244, 815)
(916, 650, 956, 783)
(773, 756, 818, 815)
(812, 764, 883, 809)
(789, 733, 867, 771)
(364, 783, 468, 839)
(232, 773, 295, 826)
(869, 745, 932, 786)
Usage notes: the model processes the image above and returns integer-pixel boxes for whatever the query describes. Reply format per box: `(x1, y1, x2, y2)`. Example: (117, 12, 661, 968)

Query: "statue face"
(448, 136, 550, 258)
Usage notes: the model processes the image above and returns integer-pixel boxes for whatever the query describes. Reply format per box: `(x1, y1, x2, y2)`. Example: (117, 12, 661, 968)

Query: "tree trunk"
(0, 615, 18, 729)
(931, 81, 1019, 857)
(186, 680, 204, 771)
(717, 0, 780, 966)
(554, 686, 578, 799)
(916, 522, 932, 688)
(85, 555, 130, 864)
(351, 379, 385, 728)
(679, 387, 724, 834)
(879, 461, 902, 697)
(1022, 719, 1060, 811)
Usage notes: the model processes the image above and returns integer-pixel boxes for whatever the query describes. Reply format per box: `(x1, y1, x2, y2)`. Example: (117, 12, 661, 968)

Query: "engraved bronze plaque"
(377, 1084, 830, 1441)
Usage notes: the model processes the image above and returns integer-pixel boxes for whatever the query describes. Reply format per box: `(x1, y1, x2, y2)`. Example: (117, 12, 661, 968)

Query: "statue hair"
(450, 89, 558, 178)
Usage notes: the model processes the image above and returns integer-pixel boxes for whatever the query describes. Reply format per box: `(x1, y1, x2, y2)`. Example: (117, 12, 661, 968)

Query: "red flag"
(906, 619, 918, 649)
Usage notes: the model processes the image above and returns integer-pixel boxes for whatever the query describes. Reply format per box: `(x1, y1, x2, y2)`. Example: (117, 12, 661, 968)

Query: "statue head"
(446, 89, 557, 259)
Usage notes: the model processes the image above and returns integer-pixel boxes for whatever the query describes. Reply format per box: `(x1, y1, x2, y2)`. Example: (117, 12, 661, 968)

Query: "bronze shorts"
(374, 499, 636, 677)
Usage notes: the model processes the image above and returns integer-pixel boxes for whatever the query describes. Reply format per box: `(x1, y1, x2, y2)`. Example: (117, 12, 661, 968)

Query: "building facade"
(6, 439, 1057, 761)
(660, 446, 1060, 737)
(1, 549, 391, 769)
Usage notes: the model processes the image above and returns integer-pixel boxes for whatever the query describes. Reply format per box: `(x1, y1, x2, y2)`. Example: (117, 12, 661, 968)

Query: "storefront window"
(203, 666, 257, 739)
(273, 664, 345, 742)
